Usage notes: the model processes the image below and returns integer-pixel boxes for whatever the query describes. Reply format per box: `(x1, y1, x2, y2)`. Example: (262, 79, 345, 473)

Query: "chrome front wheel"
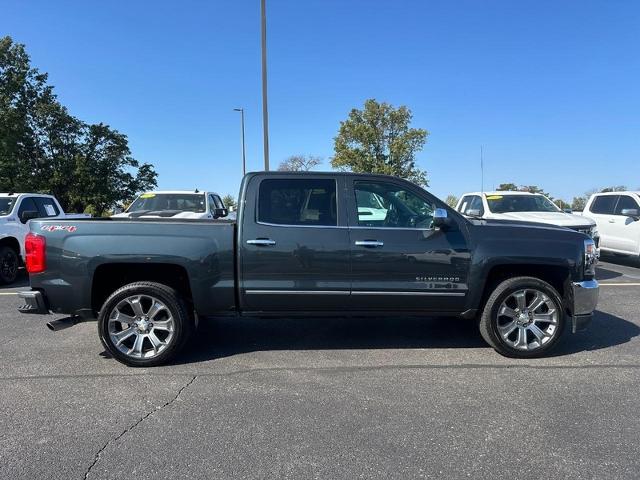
(479, 276, 566, 358)
(496, 288, 559, 351)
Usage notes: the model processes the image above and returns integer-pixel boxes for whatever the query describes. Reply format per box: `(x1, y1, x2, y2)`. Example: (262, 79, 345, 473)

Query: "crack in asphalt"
(82, 375, 197, 480)
(1, 363, 640, 384)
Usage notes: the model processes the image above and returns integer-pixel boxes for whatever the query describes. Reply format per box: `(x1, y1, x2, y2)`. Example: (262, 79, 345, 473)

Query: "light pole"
(261, 0, 270, 171)
(233, 108, 246, 176)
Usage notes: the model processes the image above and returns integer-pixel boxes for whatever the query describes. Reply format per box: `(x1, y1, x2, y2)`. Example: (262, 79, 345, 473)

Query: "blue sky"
(3, 0, 639, 201)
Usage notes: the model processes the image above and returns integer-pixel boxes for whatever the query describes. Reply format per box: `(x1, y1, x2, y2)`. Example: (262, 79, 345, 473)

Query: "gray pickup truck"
(18, 172, 599, 366)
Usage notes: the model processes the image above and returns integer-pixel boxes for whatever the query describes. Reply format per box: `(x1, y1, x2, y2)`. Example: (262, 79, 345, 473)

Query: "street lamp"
(233, 108, 247, 176)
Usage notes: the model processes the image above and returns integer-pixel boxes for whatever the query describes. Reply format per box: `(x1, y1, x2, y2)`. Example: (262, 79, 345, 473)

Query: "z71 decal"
(41, 225, 77, 233)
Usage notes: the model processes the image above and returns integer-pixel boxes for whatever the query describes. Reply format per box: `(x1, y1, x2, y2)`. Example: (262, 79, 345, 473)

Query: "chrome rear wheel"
(108, 294, 176, 359)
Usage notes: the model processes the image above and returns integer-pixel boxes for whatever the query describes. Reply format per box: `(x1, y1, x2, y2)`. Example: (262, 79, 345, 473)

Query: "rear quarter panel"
(28, 219, 235, 316)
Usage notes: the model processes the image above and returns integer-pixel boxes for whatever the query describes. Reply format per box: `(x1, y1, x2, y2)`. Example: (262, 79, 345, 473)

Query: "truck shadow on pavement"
(168, 310, 639, 365)
(0, 270, 29, 289)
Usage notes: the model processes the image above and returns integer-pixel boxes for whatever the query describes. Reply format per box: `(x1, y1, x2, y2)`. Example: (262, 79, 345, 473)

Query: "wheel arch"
(477, 263, 572, 316)
(91, 263, 194, 316)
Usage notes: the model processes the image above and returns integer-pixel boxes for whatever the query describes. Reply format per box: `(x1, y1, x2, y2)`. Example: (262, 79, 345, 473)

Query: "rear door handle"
(609, 219, 616, 223)
(354, 240, 384, 248)
(246, 239, 276, 246)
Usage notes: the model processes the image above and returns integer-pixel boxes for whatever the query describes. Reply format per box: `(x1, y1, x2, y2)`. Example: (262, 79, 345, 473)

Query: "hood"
(488, 211, 595, 227)
(112, 211, 206, 219)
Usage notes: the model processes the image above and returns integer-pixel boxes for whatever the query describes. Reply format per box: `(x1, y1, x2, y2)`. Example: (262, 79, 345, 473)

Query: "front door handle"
(609, 219, 616, 223)
(354, 240, 384, 248)
(247, 238, 276, 246)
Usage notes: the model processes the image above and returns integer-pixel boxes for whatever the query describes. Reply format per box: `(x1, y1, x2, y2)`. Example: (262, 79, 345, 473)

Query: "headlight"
(584, 238, 597, 277)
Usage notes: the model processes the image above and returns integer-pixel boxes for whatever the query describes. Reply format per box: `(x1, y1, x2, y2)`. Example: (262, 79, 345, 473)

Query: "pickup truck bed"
(18, 172, 600, 366)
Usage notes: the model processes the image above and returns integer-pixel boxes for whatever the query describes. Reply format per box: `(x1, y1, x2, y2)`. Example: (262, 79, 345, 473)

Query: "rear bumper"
(569, 280, 599, 333)
(17, 290, 49, 315)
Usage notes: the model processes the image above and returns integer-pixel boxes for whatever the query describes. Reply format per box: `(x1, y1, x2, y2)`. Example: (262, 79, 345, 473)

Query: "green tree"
(600, 185, 627, 193)
(278, 154, 322, 171)
(571, 196, 587, 211)
(496, 183, 518, 191)
(519, 185, 551, 198)
(331, 99, 428, 186)
(445, 194, 458, 208)
(222, 194, 237, 211)
(0, 36, 157, 215)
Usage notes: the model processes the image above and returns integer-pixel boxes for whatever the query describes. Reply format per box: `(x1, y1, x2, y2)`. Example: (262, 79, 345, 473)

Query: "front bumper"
(569, 279, 599, 333)
(18, 290, 49, 315)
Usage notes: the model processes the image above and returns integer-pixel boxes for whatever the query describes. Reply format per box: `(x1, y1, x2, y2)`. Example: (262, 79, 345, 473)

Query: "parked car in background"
(18, 172, 598, 366)
(0, 193, 89, 284)
(580, 191, 640, 259)
(113, 190, 228, 220)
(456, 191, 600, 247)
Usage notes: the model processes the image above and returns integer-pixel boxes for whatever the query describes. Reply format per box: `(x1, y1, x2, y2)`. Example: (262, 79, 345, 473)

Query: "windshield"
(486, 194, 560, 213)
(0, 197, 16, 216)
(127, 193, 206, 213)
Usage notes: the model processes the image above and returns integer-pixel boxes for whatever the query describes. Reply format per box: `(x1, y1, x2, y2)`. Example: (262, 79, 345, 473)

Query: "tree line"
(3, 37, 627, 214)
(0, 37, 156, 215)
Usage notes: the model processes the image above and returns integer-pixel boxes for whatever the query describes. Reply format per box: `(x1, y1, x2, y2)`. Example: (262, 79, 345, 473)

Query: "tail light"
(25, 233, 46, 274)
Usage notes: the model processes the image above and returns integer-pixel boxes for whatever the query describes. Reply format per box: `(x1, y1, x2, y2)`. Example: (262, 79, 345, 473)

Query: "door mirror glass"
(466, 208, 481, 217)
(20, 210, 39, 224)
(563, 208, 573, 214)
(621, 208, 640, 218)
(432, 208, 452, 229)
(212, 207, 228, 219)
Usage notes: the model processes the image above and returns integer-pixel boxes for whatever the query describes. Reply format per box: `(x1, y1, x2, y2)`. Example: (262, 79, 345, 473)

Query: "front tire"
(479, 276, 566, 358)
(0, 246, 19, 285)
(98, 282, 193, 367)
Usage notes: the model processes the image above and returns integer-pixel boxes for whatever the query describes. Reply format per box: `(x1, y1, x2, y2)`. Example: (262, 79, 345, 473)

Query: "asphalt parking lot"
(1, 256, 639, 479)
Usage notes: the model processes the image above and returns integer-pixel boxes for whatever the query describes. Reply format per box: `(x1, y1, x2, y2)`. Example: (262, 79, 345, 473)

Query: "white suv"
(0, 193, 89, 284)
(456, 191, 600, 246)
(580, 192, 640, 259)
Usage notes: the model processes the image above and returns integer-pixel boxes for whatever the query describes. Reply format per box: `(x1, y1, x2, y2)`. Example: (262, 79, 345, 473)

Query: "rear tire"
(479, 276, 566, 358)
(98, 282, 193, 367)
(0, 246, 19, 285)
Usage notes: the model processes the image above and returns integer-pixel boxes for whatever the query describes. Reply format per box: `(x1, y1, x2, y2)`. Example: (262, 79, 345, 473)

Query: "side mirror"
(466, 208, 482, 217)
(20, 210, 39, 224)
(563, 208, 573, 214)
(432, 208, 452, 229)
(621, 208, 640, 219)
(113, 206, 124, 215)
(212, 208, 228, 219)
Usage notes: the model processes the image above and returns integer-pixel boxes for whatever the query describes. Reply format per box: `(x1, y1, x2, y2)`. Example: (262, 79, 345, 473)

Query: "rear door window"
(258, 178, 337, 226)
(590, 195, 618, 214)
(34, 197, 60, 217)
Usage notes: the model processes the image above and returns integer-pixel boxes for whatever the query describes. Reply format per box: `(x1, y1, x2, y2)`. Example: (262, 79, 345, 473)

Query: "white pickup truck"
(579, 191, 640, 260)
(456, 191, 600, 247)
(0, 193, 89, 284)
(112, 190, 228, 220)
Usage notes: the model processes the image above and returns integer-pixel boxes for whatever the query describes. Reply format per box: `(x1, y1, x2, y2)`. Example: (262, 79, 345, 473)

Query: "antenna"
(480, 145, 484, 193)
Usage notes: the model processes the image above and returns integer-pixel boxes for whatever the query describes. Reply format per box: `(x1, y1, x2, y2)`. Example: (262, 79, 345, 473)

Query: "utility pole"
(261, 0, 270, 171)
(233, 108, 246, 175)
(480, 145, 484, 193)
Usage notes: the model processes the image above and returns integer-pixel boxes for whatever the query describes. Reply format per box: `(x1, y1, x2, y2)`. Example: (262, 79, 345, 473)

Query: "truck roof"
(462, 191, 542, 197)
(589, 191, 640, 196)
(0, 193, 55, 198)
